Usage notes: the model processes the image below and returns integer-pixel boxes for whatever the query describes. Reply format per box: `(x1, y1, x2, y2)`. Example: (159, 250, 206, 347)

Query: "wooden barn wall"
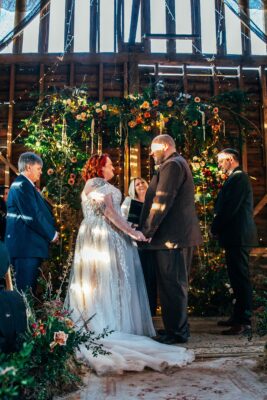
(0, 57, 266, 245)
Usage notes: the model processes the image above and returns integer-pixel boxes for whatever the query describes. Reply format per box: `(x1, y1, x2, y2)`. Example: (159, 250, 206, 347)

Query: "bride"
(65, 153, 194, 375)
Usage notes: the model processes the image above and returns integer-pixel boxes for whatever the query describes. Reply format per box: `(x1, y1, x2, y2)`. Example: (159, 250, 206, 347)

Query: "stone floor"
(56, 318, 267, 400)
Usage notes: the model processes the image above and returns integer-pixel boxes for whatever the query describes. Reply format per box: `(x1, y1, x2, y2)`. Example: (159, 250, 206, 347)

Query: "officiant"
(121, 177, 157, 317)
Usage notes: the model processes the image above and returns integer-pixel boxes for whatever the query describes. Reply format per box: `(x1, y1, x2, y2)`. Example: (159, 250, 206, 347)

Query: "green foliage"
(0, 295, 112, 400)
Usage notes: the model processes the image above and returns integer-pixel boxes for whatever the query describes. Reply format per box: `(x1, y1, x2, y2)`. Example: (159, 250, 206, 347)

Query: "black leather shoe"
(153, 334, 188, 345)
(221, 324, 252, 336)
(217, 318, 236, 327)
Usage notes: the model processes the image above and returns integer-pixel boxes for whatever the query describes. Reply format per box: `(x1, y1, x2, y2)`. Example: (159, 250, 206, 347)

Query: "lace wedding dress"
(65, 178, 194, 375)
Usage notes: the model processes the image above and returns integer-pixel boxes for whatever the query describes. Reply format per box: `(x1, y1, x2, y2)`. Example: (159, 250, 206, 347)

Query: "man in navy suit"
(5, 152, 58, 293)
(211, 148, 258, 335)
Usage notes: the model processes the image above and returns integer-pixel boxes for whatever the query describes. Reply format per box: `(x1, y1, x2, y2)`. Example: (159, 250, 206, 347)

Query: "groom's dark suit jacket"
(5, 175, 56, 258)
(140, 152, 202, 249)
(211, 167, 258, 247)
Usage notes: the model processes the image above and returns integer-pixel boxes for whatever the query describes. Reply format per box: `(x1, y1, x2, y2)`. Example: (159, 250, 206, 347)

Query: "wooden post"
(166, 0, 176, 55)
(65, 0, 75, 53)
(239, 0, 251, 56)
(38, 0, 50, 53)
(259, 65, 267, 191)
(191, 0, 202, 54)
(141, 0, 151, 53)
(215, 0, 226, 56)
(39, 63, 45, 102)
(69, 62, 75, 87)
(5, 64, 15, 187)
(123, 61, 128, 97)
(238, 65, 248, 172)
(183, 64, 188, 93)
(13, 0, 27, 54)
(90, 0, 98, 53)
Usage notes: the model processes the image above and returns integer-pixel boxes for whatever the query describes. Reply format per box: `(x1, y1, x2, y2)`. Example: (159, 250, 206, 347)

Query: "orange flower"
(164, 117, 169, 123)
(152, 99, 159, 106)
(128, 120, 137, 128)
(70, 173, 76, 179)
(144, 112, 151, 118)
(167, 100, 173, 107)
(70, 157, 77, 163)
(140, 101, 150, 109)
(136, 117, 144, 124)
(68, 178, 75, 185)
(143, 125, 151, 131)
(65, 318, 75, 329)
(192, 120, 198, 126)
(194, 97, 201, 103)
(47, 168, 54, 175)
(213, 107, 219, 114)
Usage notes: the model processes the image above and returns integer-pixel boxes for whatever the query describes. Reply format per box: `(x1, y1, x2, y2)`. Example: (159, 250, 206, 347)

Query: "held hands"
(130, 229, 148, 242)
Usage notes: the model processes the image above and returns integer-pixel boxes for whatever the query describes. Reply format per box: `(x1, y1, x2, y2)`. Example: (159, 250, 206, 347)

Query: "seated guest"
(0, 185, 9, 241)
(121, 177, 157, 317)
(5, 152, 58, 293)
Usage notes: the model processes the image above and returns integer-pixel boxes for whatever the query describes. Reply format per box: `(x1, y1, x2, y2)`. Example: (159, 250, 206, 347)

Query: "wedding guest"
(140, 134, 202, 344)
(0, 185, 9, 241)
(5, 152, 58, 293)
(211, 148, 258, 335)
(121, 177, 157, 316)
(65, 153, 194, 375)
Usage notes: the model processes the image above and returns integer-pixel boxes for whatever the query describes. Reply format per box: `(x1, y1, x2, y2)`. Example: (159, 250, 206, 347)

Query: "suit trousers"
(224, 246, 252, 325)
(155, 247, 194, 338)
(138, 249, 158, 317)
(11, 257, 43, 293)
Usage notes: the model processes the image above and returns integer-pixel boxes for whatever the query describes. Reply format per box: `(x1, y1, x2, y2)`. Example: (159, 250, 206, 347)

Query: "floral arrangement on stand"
(20, 88, 258, 314)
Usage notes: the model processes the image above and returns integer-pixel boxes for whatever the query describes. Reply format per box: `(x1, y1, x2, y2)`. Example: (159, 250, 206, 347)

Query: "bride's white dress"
(65, 178, 194, 375)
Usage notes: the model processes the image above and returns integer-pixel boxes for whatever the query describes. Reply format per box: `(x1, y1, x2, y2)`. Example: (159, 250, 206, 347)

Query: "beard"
(153, 152, 165, 165)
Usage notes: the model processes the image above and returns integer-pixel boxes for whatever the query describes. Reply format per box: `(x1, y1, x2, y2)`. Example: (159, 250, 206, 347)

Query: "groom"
(140, 134, 202, 344)
(5, 152, 58, 293)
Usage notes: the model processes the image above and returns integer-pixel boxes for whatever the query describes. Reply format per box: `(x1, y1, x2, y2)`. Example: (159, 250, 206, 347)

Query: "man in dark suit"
(140, 134, 202, 344)
(211, 148, 257, 335)
(5, 152, 58, 293)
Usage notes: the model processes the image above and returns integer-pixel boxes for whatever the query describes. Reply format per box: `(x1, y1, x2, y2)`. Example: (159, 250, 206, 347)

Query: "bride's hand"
(130, 230, 147, 242)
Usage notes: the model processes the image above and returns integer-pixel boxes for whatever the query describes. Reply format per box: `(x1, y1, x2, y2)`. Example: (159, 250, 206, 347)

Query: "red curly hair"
(82, 153, 109, 181)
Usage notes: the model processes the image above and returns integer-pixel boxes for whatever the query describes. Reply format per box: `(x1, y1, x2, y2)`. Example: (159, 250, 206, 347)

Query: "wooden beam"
(2, 53, 267, 67)
(183, 64, 188, 93)
(64, 0, 75, 53)
(165, 0, 176, 55)
(141, 0, 150, 53)
(99, 63, 103, 102)
(129, 0, 141, 44)
(259, 65, 267, 191)
(239, 0, 251, 56)
(123, 61, 128, 97)
(5, 65, 15, 186)
(0, 153, 18, 176)
(128, 56, 139, 94)
(237, 65, 248, 172)
(90, 0, 98, 53)
(38, 0, 50, 53)
(253, 194, 267, 216)
(215, 0, 226, 56)
(39, 63, 45, 102)
(191, 0, 202, 54)
(13, 0, 27, 54)
(69, 62, 75, 87)
(116, 0, 123, 52)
